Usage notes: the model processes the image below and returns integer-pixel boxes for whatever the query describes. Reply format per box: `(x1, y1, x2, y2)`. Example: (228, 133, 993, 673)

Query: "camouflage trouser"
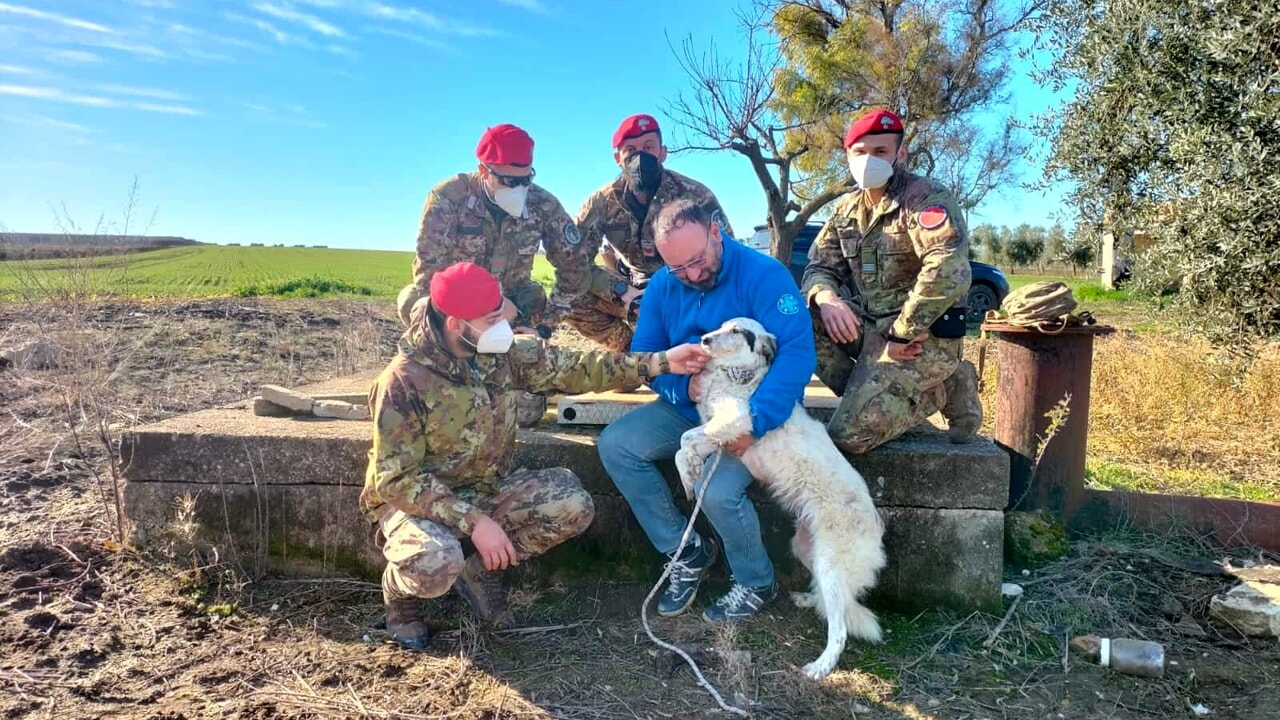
(396, 282, 548, 328)
(374, 467, 594, 603)
(813, 313, 961, 455)
(561, 292, 636, 353)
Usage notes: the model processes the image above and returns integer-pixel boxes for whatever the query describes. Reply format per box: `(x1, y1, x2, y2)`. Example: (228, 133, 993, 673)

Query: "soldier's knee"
(391, 541, 465, 599)
(544, 470, 595, 535)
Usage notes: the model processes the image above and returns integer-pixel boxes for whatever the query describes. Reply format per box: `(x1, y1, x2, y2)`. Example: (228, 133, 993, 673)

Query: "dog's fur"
(675, 317, 887, 681)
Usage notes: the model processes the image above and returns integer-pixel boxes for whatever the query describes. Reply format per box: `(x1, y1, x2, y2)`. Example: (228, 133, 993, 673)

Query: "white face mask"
(847, 154, 895, 190)
(489, 184, 529, 218)
(465, 319, 515, 354)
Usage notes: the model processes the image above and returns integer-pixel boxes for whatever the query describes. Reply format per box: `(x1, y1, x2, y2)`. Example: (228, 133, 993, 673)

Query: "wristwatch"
(639, 351, 669, 382)
(885, 331, 914, 344)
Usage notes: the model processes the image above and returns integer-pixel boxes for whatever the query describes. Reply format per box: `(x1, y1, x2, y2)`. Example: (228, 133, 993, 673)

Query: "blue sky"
(0, 0, 1070, 250)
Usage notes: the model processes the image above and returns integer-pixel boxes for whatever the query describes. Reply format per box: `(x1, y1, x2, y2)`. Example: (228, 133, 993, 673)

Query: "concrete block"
(252, 396, 295, 417)
(313, 400, 369, 420)
(260, 385, 314, 414)
(1209, 581, 1280, 638)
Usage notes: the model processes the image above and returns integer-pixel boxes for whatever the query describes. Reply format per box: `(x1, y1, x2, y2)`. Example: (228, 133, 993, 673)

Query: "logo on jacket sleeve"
(564, 222, 581, 245)
(918, 205, 949, 230)
(777, 293, 800, 315)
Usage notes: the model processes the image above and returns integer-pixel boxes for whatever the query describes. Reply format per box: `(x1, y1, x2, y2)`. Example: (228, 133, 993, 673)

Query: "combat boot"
(385, 596, 431, 651)
(942, 360, 983, 444)
(453, 554, 516, 630)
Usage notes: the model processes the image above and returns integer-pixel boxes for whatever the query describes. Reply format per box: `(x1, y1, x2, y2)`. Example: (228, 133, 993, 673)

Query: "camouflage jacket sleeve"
(508, 337, 649, 396)
(800, 199, 855, 305)
(542, 193, 592, 304)
(368, 373, 483, 535)
(892, 189, 972, 339)
(411, 179, 462, 291)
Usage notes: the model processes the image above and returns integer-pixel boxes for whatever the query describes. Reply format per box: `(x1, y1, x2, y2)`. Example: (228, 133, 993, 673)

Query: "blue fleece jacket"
(630, 231, 817, 437)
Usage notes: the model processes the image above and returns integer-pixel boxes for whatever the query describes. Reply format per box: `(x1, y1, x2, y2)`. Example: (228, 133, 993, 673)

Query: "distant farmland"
(0, 245, 557, 299)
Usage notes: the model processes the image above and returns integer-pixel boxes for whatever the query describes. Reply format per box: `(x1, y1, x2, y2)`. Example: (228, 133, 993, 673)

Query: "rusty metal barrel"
(980, 321, 1114, 519)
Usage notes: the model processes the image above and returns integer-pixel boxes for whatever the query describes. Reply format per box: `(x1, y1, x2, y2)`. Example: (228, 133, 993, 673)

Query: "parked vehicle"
(743, 223, 1010, 316)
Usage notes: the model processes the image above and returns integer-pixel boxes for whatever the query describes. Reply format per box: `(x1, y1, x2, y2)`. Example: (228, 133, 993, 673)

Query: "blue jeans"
(598, 400, 774, 588)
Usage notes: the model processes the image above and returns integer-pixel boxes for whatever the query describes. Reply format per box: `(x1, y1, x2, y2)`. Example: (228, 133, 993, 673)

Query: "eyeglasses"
(667, 229, 713, 277)
(484, 164, 535, 188)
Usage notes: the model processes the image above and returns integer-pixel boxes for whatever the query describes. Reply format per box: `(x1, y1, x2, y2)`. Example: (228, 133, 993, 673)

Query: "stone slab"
(123, 480, 1002, 612)
(1209, 580, 1280, 638)
(121, 404, 1008, 511)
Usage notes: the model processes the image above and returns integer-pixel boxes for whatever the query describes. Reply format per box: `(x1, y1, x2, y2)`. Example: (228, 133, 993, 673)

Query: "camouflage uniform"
(361, 302, 656, 602)
(396, 172, 591, 327)
(801, 171, 972, 454)
(566, 169, 733, 351)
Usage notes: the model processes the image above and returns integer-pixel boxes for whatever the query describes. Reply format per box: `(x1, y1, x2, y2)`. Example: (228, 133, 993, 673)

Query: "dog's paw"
(674, 449, 698, 500)
(790, 591, 818, 609)
(801, 659, 837, 682)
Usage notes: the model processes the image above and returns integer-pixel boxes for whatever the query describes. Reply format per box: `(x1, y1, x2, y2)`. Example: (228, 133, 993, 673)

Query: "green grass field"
(0, 245, 557, 299)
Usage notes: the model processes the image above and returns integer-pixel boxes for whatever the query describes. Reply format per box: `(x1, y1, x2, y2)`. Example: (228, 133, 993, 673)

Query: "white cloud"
(0, 113, 93, 133)
(365, 26, 449, 49)
(96, 84, 189, 101)
(48, 50, 104, 64)
(0, 3, 118, 34)
(0, 64, 40, 75)
(496, 0, 547, 12)
(227, 13, 316, 48)
(253, 2, 347, 38)
(0, 84, 116, 107)
(326, 44, 357, 57)
(134, 102, 201, 116)
(83, 38, 173, 59)
(129, 0, 177, 7)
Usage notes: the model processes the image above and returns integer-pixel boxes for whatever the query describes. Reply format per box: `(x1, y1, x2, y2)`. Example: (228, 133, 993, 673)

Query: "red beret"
(843, 109, 904, 148)
(476, 124, 534, 166)
(429, 262, 503, 320)
(612, 114, 661, 148)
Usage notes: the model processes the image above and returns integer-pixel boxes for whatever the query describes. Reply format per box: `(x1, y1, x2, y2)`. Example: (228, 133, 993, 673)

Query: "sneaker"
(942, 360, 983, 444)
(702, 579, 776, 623)
(385, 596, 431, 651)
(453, 553, 516, 630)
(656, 535, 719, 617)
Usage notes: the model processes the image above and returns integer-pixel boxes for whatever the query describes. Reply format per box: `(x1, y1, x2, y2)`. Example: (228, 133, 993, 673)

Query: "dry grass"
(972, 334, 1280, 502)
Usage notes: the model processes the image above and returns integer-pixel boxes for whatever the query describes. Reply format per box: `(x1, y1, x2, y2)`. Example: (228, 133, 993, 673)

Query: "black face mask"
(622, 151, 663, 197)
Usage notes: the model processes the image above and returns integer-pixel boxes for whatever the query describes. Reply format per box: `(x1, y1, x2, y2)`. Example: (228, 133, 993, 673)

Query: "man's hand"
(723, 433, 755, 457)
(688, 372, 706, 402)
(500, 297, 519, 325)
(471, 515, 517, 571)
(884, 333, 929, 362)
(815, 290, 861, 345)
(662, 344, 711, 375)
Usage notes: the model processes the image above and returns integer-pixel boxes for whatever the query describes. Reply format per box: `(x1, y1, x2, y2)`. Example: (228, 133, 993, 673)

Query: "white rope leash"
(638, 450, 750, 717)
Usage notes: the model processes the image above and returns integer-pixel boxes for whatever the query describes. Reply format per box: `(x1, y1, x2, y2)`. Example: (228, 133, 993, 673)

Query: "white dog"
(675, 317, 887, 681)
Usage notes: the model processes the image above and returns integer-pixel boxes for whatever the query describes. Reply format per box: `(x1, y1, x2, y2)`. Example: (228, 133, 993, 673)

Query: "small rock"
(259, 385, 314, 414)
(1191, 703, 1210, 716)
(1209, 580, 1280, 637)
(1173, 617, 1206, 638)
(1001, 582, 1024, 598)
(1161, 596, 1185, 620)
(1004, 509, 1070, 569)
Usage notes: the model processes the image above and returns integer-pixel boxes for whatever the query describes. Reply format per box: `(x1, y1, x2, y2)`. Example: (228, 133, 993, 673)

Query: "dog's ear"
(741, 328, 756, 353)
(757, 333, 777, 364)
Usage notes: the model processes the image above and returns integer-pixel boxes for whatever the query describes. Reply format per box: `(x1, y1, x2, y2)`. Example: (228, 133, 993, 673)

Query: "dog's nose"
(701, 337, 712, 346)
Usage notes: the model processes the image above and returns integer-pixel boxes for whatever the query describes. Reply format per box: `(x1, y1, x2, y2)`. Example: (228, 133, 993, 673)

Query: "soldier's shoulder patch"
(777, 292, 801, 315)
(563, 222, 581, 245)
(918, 205, 949, 230)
